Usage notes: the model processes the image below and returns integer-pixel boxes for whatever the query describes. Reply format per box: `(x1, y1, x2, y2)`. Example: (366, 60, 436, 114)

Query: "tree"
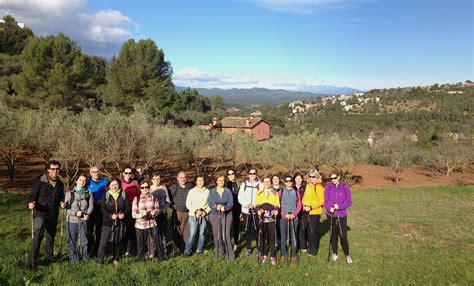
(436, 139, 472, 176)
(103, 39, 173, 112)
(176, 128, 209, 175)
(12, 34, 104, 110)
(0, 15, 34, 55)
(211, 96, 224, 111)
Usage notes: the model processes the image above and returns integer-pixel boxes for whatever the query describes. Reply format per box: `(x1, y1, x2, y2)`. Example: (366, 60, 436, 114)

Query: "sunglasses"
(249, 172, 257, 175)
(228, 172, 235, 175)
(123, 172, 132, 175)
(331, 177, 338, 180)
(309, 175, 317, 178)
(284, 180, 292, 183)
(140, 186, 150, 189)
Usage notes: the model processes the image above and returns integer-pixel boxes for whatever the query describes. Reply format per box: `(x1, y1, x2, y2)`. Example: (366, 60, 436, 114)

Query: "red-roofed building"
(200, 117, 270, 141)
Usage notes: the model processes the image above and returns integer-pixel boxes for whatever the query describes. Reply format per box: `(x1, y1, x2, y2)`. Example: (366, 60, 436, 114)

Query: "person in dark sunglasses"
(121, 166, 140, 257)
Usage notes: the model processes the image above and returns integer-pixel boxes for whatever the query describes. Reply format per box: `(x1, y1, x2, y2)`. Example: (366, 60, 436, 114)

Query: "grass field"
(1, 186, 473, 285)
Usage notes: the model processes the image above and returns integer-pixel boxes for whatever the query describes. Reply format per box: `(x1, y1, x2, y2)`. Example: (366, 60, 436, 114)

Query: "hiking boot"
(270, 257, 276, 266)
(346, 255, 353, 264)
(280, 256, 287, 263)
(245, 249, 252, 256)
(291, 257, 298, 264)
(112, 260, 120, 267)
(260, 255, 267, 264)
(331, 253, 339, 262)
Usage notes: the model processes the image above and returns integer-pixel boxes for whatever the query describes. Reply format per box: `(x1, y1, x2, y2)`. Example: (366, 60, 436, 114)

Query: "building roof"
(220, 117, 269, 129)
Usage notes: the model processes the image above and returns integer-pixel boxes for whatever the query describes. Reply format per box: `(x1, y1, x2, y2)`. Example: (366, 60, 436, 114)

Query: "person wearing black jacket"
(96, 179, 131, 266)
(27, 160, 65, 270)
(168, 171, 192, 253)
(293, 173, 307, 252)
(226, 169, 240, 251)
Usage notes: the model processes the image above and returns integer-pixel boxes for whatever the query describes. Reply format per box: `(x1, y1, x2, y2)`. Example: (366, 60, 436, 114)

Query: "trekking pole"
(59, 208, 64, 259)
(286, 212, 292, 263)
(222, 210, 228, 259)
(250, 208, 257, 232)
(31, 209, 34, 240)
(273, 211, 278, 262)
(290, 218, 299, 264)
(256, 212, 262, 265)
(216, 209, 222, 260)
(328, 214, 333, 263)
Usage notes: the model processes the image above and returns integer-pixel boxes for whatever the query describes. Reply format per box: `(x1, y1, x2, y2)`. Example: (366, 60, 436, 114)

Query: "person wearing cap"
(301, 169, 325, 256)
(237, 168, 263, 256)
(255, 176, 280, 266)
(278, 175, 302, 263)
(324, 173, 353, 264)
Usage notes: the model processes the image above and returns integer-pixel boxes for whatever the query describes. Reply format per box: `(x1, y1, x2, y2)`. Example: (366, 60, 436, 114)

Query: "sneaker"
(112, 260, 120, 267)
(291, 257, 298, 264)
(124, 252, 130, 257)
(301, 249, 307, 252)
(280, 256, 287, 263)
(245, 249, 252, 256)
(270, 257, 276, 266)
(260, 255, 267, 264)
(346, 255, 353, 264)
(331, 253, 339, 262)
(233, 245, 237, 252)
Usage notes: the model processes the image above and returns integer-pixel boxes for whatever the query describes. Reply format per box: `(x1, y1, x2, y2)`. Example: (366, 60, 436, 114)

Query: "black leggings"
(330, 216, 349, 256)
(258, 221, 276, 258)
(242, 213, 258, 250)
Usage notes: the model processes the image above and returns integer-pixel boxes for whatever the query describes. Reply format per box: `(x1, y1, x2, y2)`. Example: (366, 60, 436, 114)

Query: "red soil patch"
(1, 153, 473, 194)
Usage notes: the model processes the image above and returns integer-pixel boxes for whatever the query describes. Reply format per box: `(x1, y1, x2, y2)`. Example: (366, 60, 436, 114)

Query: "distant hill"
(175, 86, 361, 106)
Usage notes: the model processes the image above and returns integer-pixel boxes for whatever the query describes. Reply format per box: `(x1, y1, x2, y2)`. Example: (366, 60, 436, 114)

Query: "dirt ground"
(1, 152, 473, 194)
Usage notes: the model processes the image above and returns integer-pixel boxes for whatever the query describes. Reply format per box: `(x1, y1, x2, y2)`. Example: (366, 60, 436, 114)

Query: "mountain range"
(175, 86, 361, 106)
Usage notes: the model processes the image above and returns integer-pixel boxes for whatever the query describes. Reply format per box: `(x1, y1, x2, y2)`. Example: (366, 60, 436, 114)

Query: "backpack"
(68, 190, 91, 210)
(105, 190, 127, 205)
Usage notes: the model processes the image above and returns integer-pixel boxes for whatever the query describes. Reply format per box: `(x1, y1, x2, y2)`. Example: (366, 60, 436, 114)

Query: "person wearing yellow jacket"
(255, 176, 280, 266)
(301, 169, 325, 256)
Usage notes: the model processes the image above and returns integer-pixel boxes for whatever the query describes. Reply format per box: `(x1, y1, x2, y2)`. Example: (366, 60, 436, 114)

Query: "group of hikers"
(27, 160, 353, 269)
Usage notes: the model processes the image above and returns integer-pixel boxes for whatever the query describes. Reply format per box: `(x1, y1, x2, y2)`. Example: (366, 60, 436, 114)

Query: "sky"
(0, 0, 473, 91)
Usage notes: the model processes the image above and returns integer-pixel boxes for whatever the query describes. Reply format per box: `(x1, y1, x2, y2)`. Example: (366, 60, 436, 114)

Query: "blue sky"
(1, 0, 473, 90)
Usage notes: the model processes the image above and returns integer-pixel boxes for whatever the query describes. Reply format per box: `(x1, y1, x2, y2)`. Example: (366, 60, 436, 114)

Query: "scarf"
(109, 188, 121, 200)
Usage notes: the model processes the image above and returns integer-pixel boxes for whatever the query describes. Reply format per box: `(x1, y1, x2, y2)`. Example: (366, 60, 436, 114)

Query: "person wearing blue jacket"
(85, 166, 108, 258)
(208, 175, 235, 260)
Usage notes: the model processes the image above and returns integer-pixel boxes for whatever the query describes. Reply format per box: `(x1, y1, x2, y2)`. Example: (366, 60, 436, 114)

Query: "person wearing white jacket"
(237, 168, 263, 256)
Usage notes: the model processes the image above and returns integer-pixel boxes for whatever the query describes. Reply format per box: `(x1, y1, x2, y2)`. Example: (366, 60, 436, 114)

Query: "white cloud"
(0, 0, 136, 58)
(174, 67, 260, 88)
(253, 0, 353, 14)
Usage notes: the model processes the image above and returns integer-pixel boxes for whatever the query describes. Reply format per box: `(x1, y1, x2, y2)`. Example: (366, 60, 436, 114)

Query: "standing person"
(121, 166, 140, 256)
(97, 179, 130, 266)
(85, 166, 108, 258)
(237, 168, 263, 256)
(65, 174, 94, 262)
(208, 175, 235, 260)
(27, 160, 65, 270)
(278, 175, 302, 264)
(272, 175, 282, 193)
(169, 171, 192, 253)
(184, 176, 210, 256)
(324, 173, 353, 264)
(150, 173, 171, 255)
(135, 167, 145, 184)
(132, 180, 165, 262)
(226, 169, 240, 251)
(293, 173, 307, 252)
(301, 170, 325, 256)
(255, 176, 280, 266)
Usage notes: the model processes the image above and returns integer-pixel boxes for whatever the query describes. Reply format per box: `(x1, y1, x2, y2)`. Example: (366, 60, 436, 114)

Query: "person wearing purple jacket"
(324, 172, 353, 264)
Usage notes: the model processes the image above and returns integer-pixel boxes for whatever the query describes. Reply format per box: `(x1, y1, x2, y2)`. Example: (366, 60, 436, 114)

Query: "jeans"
(184, 216, 207, 254)
(66, 220, 89, 262)
(280, 218, 299, 257)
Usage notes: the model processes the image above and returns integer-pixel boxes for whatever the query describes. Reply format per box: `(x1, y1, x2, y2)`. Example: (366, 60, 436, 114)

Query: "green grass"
(1, 186, 473, 285)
